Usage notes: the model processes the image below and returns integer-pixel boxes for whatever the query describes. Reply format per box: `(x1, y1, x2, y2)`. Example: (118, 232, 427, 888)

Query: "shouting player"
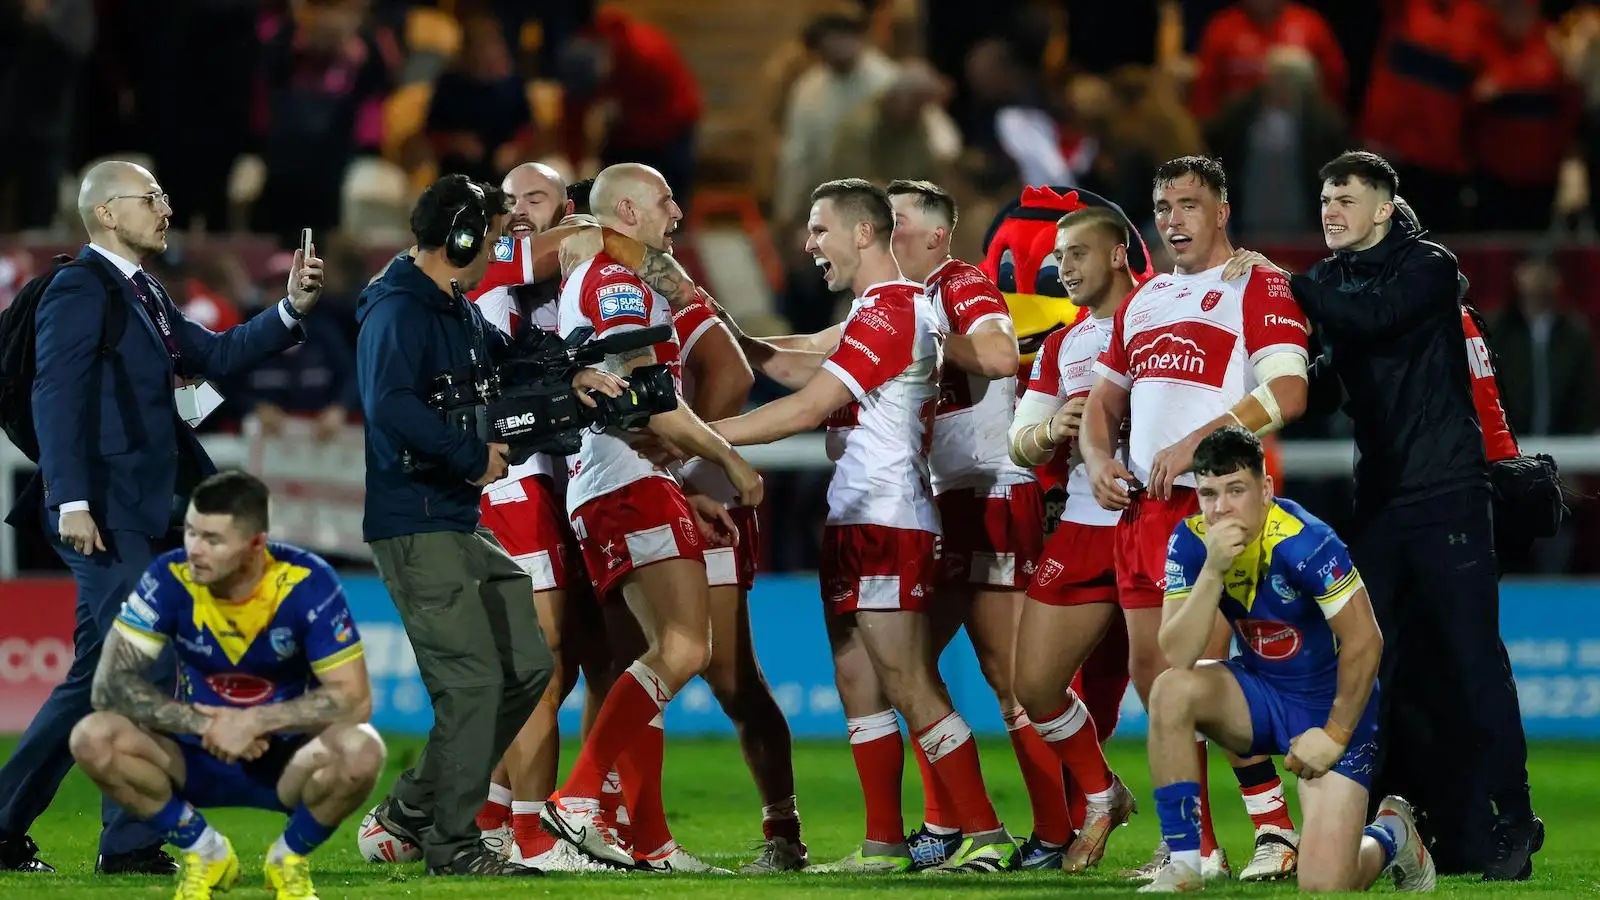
(1142, 426, 1435, 894)
(542, 163, 763, 873)
(716, 178, 1016, 873)
(1081, 156, 1310, 881)
(69, 472, 384, 900)
(1008, 205, 1144, 872)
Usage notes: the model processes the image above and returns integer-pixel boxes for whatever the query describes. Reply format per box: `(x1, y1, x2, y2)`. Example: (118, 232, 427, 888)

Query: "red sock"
(597, 768, 627, 845)
(475, 783, 511, 830)
(561, 661, 670, 800)
(512, 801, 556, 858)
(1198, 741, 1219, 855)
(618, 715, 672, 856)
(1032, 695, 1114, 795)
(1005, 708, 1072, 846)
(847, 711, 905, 844)
(918, 712, 1001, 835)
(1064, 768, 1087, 832)
(1240, 776, 1296, 831)
(1078, 615, 1131, 736)
(913, 740, 959, 831)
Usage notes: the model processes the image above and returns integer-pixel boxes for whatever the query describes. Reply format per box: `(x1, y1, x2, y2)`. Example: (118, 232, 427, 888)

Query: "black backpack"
(0, 254, 127, 462)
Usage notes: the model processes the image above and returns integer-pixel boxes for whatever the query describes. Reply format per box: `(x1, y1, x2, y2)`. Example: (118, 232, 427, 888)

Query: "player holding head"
(715, 178, 1015, 873)
(69, 472, 386, 899)
(541, 162, 761, 873)
(1081, 156, 1312, 881)
(882, 179, 1066, 869)
(1141, 427, 1434, 893)
(1009, 205, 1148, 872)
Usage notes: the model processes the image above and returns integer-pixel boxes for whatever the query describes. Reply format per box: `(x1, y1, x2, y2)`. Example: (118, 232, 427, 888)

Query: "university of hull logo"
(1125, 320, 1236, 389)
(1235, 618, 1303, 661)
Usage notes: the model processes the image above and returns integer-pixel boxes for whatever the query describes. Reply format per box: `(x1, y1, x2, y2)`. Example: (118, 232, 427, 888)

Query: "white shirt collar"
(88, 243, 141, 280)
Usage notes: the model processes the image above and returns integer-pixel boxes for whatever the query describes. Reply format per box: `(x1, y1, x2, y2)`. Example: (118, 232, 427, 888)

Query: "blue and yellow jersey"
(113, 542, 364, 708)
(1165, 498, 1363, 699)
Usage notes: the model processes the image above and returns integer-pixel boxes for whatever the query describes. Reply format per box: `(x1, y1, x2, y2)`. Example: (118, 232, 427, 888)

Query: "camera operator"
(1222, 151, 1538, 881)
(353, 174, 624, 876)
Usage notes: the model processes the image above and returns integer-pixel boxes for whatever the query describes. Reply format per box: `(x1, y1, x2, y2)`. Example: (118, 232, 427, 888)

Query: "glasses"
(105, 192, 173, 212)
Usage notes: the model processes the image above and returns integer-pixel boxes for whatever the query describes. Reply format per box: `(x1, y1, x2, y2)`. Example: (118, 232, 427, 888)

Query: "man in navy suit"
(0, 160, 324, 874)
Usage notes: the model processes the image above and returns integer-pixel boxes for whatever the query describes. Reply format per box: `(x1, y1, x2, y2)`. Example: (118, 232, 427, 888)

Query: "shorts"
(570, 476, 705, 598)
(177, 734, 307, 812)
(1114, 488, 1199, 610)
(821, 524, 938, 616)
(479, 475, 575, 592)
(704, 505, 760, 591)
(1027, 520, 1117, 606)
(1221, 659, 1381, 789)
(934, 483, 1046, 589)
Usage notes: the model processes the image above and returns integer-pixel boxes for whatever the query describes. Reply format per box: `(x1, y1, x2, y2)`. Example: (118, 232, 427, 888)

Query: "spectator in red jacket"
(1188, 0, 1347, 119)
(558, 7, 703, 213)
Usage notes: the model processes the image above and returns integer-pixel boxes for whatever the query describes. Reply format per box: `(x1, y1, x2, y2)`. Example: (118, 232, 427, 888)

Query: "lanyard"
(127, 271, 185, 375)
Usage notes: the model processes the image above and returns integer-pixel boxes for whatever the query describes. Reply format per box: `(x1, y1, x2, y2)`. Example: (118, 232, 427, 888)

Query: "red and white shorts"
(934, 482, 1046, 589)
(1114, 487, 1199, 611)
(820, 524, 937, 616)
(704, 505, 761, 591)
(1027, 520, 1118, 607)
(570, 476, 705, 599)
(480, 475, 575, 592)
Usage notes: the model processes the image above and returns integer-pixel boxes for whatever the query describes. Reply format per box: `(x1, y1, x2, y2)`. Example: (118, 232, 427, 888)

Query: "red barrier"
(0, 580, 76, 731)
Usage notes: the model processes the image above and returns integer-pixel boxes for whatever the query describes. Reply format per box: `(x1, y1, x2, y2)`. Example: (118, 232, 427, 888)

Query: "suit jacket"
(6, 247, 302, 537)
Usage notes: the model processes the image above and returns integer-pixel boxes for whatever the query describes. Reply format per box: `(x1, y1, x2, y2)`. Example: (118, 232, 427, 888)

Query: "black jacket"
(355, 253, 511, 542)
(1292, 215, 1487, 515)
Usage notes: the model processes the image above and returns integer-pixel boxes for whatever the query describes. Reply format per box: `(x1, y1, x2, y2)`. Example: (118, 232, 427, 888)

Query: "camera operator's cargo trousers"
(369, 527, 553, 868)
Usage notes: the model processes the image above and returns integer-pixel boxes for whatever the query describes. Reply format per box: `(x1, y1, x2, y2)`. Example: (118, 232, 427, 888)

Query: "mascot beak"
(1006, 288, 1080, 366)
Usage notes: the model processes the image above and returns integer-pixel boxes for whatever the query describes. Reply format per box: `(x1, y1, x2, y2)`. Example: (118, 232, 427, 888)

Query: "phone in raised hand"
(300, 228, 314, 258)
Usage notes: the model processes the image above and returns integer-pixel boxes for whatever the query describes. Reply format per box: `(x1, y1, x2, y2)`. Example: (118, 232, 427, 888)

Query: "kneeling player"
(69, 472, 385, 900)
(1141, 428, 1434, 893)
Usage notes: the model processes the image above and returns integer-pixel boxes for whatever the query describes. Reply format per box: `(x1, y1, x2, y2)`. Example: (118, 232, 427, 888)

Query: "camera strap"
(454, 283, 490, 367)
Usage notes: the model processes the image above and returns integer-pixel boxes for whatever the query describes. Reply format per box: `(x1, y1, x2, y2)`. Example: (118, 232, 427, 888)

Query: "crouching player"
(70, 472, 384, 900)
(1141, 428, 1434, 893)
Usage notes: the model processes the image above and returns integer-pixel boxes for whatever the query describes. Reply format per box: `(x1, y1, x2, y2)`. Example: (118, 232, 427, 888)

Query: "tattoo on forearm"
(619, 347, 652, 365)
(251, 686, 352, 734)
(637, 247, 694, 309)
(92, 631, 211, 734)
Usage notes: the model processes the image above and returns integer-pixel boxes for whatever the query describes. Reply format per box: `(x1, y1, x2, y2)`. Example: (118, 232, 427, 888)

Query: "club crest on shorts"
(678, 516, 699, 546)
(1036, 558, 1064, 587)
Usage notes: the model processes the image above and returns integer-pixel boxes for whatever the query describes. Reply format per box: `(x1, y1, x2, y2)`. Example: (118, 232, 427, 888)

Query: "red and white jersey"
(469, 234, 560, 486)
(558, 253, 683, 513)
(1094, 264, 1308, 488)
(819, 281, 943, 533)
(1461, 306, 1519, 463)
(1024, 313, 1122, 527)
(671, 297, 739, 506)
(925, 258, 1035, 494)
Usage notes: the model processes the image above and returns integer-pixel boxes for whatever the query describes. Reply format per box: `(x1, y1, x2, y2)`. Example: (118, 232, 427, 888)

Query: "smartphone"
(300, 228, 313, 257)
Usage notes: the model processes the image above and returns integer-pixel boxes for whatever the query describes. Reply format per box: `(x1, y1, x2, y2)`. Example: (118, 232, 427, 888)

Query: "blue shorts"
(1221, 660, 1380, 788)
(176, 735, 307, 812)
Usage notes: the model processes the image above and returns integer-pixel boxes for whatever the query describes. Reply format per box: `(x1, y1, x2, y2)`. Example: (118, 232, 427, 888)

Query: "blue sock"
(1364, 823, 1399, 867)
(283, 804, 337, 856)
(147, 794, 209, 850)
(1152, 781, 1203, 854)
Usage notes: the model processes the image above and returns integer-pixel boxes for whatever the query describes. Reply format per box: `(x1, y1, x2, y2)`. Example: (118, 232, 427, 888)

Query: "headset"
(443, 181, 491, 268)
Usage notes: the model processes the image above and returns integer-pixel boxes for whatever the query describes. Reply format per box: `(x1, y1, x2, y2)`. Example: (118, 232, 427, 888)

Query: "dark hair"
(811, 178, 893, 248)
(1153, 155, 1228, 202)
(190, 470, 270, 534)
(886, 179, 958, 228)
(803, 12, 867, 50)
(1318, 150, 1398, 198)
(410, 174, 507, 250)
(567, 177, 595, 216)
(1193, 426, 1266, 479)
(1056, 206, 1130, 248)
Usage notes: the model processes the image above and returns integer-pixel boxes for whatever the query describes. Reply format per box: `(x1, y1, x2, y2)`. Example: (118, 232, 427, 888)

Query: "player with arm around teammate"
(1140, 427, 1434, 893)
(69, 472, 385, 900)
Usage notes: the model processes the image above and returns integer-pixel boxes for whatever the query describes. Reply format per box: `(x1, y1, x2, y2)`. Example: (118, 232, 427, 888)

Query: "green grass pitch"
(1, 735, 1594, 898)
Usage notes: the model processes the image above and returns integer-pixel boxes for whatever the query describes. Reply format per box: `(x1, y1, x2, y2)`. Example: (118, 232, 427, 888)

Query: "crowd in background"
(0, 0, 1596, 574)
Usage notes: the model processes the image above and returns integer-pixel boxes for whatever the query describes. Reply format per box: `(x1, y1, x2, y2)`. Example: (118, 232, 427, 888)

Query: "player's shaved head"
(1056, 206, 1129, 250)
(503, 162, 569, 236)
(589, 163, 681, 250)
(590, 163, 663, 224)
(811, 178, 893, 249)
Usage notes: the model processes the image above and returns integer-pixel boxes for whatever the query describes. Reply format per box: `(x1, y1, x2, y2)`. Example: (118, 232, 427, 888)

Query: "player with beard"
(1080, 156, 1311, 883)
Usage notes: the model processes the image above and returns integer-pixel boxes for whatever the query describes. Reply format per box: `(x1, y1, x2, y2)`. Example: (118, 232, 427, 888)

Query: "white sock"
(925, 822, 961, 836)
(190, 826, 226, 862)
(487, 783, 512, 807)
(1173, 847, 1202, 872)
(267, 834, 290, 864)
(1086, 786, 1117, 807)
(511, 800, 544, 818)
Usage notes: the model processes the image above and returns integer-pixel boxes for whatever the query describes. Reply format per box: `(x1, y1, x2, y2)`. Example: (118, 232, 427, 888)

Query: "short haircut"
(886, 179, 958, 228)
(803, 12, 866, 50)
(1153, 155, 1228, 202)
(1319, 150, 1399, 198)
(190, 470, 270, 534)
(410, 173, 507, 250)
(1056, 206, 1129, 248)
(811, 178, 893, 248)
(567, 177, 596, 216)
(1192, 426, 1266, 479)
